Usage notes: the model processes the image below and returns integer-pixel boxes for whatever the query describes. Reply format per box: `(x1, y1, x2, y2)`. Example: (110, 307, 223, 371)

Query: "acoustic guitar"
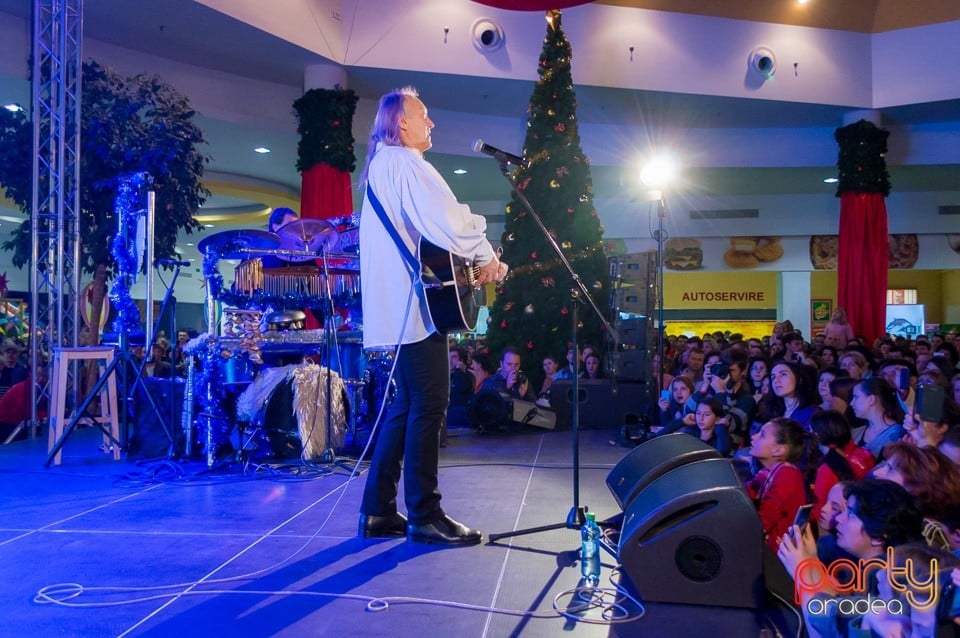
(419, 239, 485, 333)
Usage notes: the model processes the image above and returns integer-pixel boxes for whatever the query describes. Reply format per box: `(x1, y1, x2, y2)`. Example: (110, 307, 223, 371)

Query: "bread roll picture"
(722, 236, 782, 269)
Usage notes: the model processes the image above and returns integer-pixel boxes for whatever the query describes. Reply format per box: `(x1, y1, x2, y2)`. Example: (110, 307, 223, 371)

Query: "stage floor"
(0, 422, 785, 638)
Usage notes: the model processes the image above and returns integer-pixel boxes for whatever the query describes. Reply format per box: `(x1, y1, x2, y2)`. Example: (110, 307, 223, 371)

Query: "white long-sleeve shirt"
(360, 144, 496, 348)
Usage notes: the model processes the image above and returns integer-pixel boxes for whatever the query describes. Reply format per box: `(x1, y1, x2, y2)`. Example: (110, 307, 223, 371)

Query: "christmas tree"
(485, 10, 608, 389)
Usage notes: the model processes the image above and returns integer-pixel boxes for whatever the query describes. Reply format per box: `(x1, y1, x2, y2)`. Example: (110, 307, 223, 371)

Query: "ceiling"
(0, 0, 959, 252)
(599, 0, 960, 33)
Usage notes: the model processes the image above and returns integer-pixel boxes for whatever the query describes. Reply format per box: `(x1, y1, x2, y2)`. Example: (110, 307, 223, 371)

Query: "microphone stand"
(487, 160, 620, 543)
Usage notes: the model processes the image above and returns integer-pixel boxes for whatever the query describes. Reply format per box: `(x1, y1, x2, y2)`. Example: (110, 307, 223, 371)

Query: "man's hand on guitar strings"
(476, 256, 506, 286)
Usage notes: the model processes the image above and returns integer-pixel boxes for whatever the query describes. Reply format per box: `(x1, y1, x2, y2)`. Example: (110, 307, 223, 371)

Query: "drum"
(221, 353, 255, 386)
(320, 334, 365, 380)
(361, 349, 396, 427)
(261, 369, 349, 459)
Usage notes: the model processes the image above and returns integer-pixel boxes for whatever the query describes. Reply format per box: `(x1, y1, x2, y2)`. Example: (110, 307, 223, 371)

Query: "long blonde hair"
(358, 86, 419, 188)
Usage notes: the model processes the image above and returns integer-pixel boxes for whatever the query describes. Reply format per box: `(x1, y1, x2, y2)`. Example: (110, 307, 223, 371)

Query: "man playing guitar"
(357, 87, 507, 545)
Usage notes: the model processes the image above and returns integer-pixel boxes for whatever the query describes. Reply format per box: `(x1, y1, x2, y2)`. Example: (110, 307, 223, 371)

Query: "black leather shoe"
(359, 512, 407, 538)
(407, 515, 482, 545)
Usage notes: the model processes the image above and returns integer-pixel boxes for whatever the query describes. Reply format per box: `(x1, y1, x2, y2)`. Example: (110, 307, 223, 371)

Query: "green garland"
(834, 119, 891, 197)
(293, 88, 359, 174)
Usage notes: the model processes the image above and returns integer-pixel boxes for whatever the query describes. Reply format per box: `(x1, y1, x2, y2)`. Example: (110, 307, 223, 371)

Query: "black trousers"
(360, 332, 449, 525)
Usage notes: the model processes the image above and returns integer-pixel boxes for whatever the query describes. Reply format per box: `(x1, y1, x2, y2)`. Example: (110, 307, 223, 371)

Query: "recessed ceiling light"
(823, 177, 838, 183)
(254, 147, 271, 154)
(453, 168, 467, 175)
(3, 103, 23, 112)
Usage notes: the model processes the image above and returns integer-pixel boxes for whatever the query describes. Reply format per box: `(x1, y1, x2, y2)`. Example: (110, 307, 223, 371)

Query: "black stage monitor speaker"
(550, 379, 644, 429)
(605, 433, 720, 510)
(617, 458, 763, 609)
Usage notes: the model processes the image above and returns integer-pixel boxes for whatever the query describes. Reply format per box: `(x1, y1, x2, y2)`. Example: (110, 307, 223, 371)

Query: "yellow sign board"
(667, 320, 777, 340)
(664, 271, 777, 309)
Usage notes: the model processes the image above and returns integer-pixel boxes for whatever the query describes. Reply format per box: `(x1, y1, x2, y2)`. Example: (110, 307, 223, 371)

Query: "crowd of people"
(651, 312, 960, 636)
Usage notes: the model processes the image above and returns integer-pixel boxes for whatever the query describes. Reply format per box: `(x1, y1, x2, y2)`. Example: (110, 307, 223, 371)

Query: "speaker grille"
(676, 535, 723, 582)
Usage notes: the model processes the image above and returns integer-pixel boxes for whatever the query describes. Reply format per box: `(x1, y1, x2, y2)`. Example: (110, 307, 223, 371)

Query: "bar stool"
(47, 346, 121, 466)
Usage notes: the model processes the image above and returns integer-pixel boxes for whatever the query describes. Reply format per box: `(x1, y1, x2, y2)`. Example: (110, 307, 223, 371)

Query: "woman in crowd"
(651, 352, 674, 391)
(747, 417, 814, 551)
(819, 345, 838, 369)
(680, 397, 731, 457)
(538, 354, 561, 401)
(902, 403, 956, 453)
(747, 357, 769, 403)
(469, 349, 494, 394)
(817, 367, 843, 412)
(654, 376, 696, 435)
(827, 376, 860, 427)
(823, 307, 855, 349)
(756, 360, 821, 430)
(809, 410, 874, 524)
(862, 542, 960, 637)
(815, 480, 855, 565)
(850, 377, 905, 460)
(874, 441, 960, 550)
(778, 479, 924, 638)
(838, 350, 870, 381)
(581, 352, 604, 379)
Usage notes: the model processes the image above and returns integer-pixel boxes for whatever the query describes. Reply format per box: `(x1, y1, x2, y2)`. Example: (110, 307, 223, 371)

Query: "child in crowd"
(747, 417, 813, 551)
(653, 376, 696, 435)
(680, 397, 731, 457)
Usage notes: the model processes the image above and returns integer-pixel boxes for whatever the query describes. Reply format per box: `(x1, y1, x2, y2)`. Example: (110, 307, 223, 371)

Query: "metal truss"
(29, 0, 83, 427)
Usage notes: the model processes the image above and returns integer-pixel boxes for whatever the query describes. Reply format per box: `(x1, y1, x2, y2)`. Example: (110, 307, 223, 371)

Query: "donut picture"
(810, 234, 919, 270)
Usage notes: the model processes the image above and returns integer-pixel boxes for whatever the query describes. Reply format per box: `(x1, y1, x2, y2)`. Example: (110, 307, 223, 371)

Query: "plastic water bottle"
(580, 512, 601, 586)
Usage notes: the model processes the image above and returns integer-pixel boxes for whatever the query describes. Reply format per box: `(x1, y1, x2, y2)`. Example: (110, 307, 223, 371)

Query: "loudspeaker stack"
(605, 433, 764, 609)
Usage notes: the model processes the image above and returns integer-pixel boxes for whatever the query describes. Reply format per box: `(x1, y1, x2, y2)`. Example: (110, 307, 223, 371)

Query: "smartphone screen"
(793, 504, 814, 529)
(917, 384, 945, 424)
(660, 390, 671, 402)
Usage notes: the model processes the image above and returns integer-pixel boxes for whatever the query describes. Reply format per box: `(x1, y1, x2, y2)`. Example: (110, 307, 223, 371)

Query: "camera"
(710, 361, 730, 378)
(516, 371, 527, 386)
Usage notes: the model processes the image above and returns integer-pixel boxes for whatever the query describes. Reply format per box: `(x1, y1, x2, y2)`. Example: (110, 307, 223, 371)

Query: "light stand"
(487, 160, 620, 542)
(654, 196, 666, 395)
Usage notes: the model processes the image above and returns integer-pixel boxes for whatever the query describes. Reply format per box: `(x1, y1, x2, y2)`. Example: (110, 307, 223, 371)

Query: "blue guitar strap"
(367, 184, 420, 276)
(366, 184, 420, 278)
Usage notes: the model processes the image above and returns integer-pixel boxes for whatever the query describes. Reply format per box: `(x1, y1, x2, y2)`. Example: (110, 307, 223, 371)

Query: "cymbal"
(198, 229, 281, 259)
(275, 235, 319, 262)
(276, 219, 339, 257)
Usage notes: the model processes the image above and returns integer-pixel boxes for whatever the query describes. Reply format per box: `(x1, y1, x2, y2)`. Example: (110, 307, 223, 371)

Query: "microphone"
(472, 139, 527, 167)
(157, 258, 191, 267)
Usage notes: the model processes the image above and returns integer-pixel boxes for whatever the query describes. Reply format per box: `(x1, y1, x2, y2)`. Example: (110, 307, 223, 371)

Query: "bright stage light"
(640, 156, 678, 189)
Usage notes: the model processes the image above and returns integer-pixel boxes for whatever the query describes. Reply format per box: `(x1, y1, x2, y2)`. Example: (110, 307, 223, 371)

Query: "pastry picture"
(723, 236, 783, 269)
(888, 234, 918, 269)
(810, 235, 838, 270)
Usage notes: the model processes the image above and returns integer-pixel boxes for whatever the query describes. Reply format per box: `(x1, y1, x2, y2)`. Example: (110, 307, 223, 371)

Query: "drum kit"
(190, 217, 393, 462)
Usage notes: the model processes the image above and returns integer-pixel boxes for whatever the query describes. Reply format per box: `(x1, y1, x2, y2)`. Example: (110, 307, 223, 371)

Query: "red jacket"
(0, 378, 45, 424)
(811, 441, 875, 523)
(748, 462, 807, 552)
